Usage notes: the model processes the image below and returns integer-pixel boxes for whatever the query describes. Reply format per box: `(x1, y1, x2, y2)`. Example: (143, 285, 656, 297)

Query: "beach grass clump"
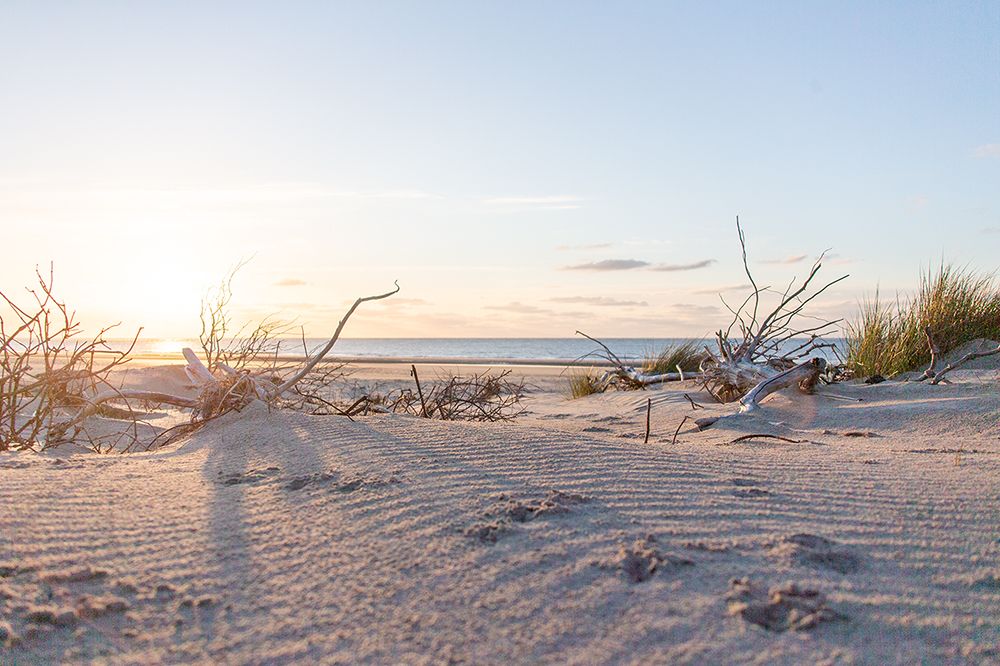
(846, 265, 1000, 377)
(641, 341, 704, 376)
(567, 371, 603, 399)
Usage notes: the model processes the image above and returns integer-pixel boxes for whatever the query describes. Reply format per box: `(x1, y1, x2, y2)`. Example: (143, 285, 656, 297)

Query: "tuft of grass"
(641, 340, 705, 375)
(567, 371, 602, 399)
(846, 264, 1000, 377)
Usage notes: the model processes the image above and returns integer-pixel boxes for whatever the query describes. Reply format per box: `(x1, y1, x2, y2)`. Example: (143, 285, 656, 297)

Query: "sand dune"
(2, 366, 999, 663)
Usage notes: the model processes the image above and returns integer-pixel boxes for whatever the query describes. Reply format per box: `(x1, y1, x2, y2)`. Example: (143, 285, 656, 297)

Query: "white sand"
(2, 364, 999, 663)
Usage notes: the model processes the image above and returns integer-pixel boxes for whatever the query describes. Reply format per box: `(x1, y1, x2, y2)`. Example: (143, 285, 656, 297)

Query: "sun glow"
(145, 339, 188, 356)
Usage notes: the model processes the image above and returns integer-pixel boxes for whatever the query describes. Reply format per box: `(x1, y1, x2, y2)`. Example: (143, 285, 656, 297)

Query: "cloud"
(824, 253, 854, 265)
(555, 242, 613, 251)
(760, 255, 808, 265)
(691, 284, 752, 295)
(483, 302, 552, 315)
(563, 259, 650, 271)
(982, 227, 1000, 235)
(973, 143, 1000, 158)
(649, 259, 716, 272)
(547, 296, 648, 307)
(274, 278, 306, 287)
(669, 303, 722, 315)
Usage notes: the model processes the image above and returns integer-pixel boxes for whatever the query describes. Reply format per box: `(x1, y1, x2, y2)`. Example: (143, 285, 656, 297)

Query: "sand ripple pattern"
(2, 397, 999, 664)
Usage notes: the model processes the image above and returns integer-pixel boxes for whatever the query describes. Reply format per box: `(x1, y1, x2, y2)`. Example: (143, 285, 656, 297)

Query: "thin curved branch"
(272, 281, 400, 397)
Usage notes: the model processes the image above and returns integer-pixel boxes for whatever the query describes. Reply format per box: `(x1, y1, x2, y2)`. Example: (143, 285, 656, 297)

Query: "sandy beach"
(2, 361, 999, 664)
(4, 2, 998, 662)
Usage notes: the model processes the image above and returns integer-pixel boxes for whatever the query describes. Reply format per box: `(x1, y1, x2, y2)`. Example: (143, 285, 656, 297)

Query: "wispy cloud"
(691, 283, 752, 295)
(824, 253, 854, 265)
(547, 296, 648, 307)
(973, 143, 1000, 158)
(760, 254, 807, 265)
(669, 303, 722, 316)
(274, 278, 306, 287)
(563, 259, 650, 271)
(555, 242, 613, 251)
(483, 302, 552, 315)
(982, 227, 1000, 235)
(649, 259, 715, 272)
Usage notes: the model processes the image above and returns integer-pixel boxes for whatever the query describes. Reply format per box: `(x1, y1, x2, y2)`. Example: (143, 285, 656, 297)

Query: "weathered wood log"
(695, 358, 826, 431)
(183, 347, 216, 385)
(49, 390, 200, 441)
(739, 358, 825, 413)
(576, 331, 702, 390)
(597, 367, 700, 388)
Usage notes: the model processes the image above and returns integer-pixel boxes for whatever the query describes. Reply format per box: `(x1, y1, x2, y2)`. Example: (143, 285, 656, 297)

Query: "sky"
(1, 1, 998, 340)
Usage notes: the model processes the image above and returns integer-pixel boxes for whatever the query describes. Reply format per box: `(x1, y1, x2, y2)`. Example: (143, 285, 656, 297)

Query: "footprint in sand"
(219, 467, 280, 486)
(285, 471, 399, 492)
(606, 535, 694, 583)
(4, 564, 132, 645)
(726, 577, 845, 631)
(465, 490, 590, 544)
(768, 533, 861, 574)
(730, 478, 770, 498)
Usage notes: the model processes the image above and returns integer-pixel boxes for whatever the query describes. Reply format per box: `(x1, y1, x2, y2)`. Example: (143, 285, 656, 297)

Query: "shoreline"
(128, 353, 619, 368)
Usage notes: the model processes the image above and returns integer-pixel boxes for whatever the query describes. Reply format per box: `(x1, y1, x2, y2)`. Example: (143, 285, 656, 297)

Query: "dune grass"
(846, 264, 1000, 377)
(567, 371, 603, 399)
(641, 340, 705, 375)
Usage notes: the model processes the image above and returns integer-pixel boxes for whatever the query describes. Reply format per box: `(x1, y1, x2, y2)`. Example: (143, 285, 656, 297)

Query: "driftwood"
(574, 331, 702, 391)
(57, 282, 399, 448)
(690, 358, 825, 432)
(699, 218, 846, 403)
(738, 358, 825, 413)
(917, 327, 1000, 385)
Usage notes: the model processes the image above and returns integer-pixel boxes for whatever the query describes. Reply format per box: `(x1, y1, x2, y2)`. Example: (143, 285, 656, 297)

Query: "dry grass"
(846, 264, 1000, 377)
(641, 341, 705, 375)
(567, 371, 602, 399)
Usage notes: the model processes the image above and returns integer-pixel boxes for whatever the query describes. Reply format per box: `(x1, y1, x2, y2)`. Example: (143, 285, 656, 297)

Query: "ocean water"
(121, 337, 845, 364)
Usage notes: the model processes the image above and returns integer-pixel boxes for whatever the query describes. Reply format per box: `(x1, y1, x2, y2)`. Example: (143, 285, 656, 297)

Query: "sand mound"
(2, 373, 999, 663)
(114, 364, 199, 399)
(942, 338, 1000, 370)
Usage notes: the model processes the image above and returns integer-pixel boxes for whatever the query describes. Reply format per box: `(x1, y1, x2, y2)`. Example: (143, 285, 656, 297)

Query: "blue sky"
(1, 1, 997, 338)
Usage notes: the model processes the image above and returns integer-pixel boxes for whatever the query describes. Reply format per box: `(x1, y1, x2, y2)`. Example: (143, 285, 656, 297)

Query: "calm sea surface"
(118, 337, 845, 364)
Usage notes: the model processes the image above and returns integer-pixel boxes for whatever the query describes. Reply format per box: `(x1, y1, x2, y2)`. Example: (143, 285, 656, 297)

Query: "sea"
(117, 337, 845, 365)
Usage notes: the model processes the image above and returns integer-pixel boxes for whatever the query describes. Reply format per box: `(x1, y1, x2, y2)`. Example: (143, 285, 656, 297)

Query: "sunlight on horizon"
(0, 2, 996, 339)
